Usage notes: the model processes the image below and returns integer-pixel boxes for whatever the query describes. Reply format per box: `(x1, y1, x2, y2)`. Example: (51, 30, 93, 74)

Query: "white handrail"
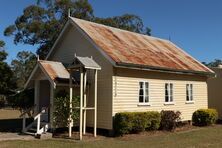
(34, 108, 47, 120)
(22, 107, 48, 134)
(34, 107, 48, 134)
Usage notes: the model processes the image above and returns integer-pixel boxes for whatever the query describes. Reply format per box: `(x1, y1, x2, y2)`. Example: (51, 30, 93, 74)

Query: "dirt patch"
(53, 124, 200, 141)
(175, 123, 197, 132)
(115, 124, 204, 141)
(53, 131, 107, 141)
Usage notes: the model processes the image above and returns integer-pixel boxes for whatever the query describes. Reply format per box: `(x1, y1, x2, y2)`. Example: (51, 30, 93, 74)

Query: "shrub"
(192, 109, 218, 126)
(53, 89, 80, 128)
(114, 113, 134, 135)
(113, 111, 161, 136)
(146, 112, 161, 130)
(160, 110, 181, 131)
(131, 112, 148, 133)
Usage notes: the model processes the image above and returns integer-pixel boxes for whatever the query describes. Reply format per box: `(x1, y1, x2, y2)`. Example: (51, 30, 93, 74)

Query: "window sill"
(137, 103, 151, 106)
(185, 101, 195, 104)
(164, 102, 175, 105)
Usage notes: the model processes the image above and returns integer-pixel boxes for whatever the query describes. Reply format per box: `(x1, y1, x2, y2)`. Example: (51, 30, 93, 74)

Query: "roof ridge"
(39, 60, 62, 64)
(70, 17, 170, 43)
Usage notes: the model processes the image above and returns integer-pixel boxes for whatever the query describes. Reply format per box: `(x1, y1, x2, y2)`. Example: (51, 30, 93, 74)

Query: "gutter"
(115, 62, 215, 77)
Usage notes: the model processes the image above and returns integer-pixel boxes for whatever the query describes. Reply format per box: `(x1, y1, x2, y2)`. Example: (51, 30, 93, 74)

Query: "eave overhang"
(116, 62, 215, 77)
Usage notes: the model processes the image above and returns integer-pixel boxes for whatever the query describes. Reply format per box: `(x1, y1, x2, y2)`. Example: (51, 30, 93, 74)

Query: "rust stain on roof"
(39, 60, 70, 80)
(71, 17, 213, 74)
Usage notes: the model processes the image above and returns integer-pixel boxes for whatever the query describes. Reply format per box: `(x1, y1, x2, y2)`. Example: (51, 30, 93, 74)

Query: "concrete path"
(0, 132, 35, 141)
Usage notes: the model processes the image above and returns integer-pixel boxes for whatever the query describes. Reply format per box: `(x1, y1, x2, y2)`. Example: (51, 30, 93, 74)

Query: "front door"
(39, 80, 50, 122)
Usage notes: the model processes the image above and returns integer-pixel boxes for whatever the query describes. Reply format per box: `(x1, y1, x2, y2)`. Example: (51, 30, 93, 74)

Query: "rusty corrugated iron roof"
(71, 17, 213, 74)
(39, 60, 70, 81)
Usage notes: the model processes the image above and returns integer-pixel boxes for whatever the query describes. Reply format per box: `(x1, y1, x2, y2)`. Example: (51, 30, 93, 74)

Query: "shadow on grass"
(0, 118, 33, 132)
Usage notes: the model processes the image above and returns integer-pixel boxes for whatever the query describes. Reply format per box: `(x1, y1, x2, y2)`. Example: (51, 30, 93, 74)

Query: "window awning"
(67, 56, 101, 70)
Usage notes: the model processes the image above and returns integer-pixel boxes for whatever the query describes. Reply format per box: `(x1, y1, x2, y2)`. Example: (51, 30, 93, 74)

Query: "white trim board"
(24, 62, 56, 89)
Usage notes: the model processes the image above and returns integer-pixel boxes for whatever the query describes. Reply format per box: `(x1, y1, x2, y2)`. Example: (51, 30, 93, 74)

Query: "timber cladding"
(112, 68, 208, 121)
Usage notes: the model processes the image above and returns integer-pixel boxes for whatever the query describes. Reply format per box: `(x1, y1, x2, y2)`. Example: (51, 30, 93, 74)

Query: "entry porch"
(23, 56, 100, 140)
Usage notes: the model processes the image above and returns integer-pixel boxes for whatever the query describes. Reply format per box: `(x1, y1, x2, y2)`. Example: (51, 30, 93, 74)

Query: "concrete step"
(24, 130, 52, 139)
(38, 132, 53, 139)
(28, 127, 37, 132)
(27, 130, 36, 134)
(24, 131, 36, 136)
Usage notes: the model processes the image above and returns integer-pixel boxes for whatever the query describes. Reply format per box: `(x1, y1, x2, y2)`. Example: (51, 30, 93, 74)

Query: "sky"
(0, 0, 222, 63)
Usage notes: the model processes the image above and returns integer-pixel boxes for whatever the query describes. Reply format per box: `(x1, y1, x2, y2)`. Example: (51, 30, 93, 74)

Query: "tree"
(11, 51, 36, 89)
(202, 59, 222, 67)
(0, 40, 15, 95)
(94, 14, 151, 35)
(0, 40, 5, 47)
(4, 0, 151, 58)
(7, 89, 34, 114)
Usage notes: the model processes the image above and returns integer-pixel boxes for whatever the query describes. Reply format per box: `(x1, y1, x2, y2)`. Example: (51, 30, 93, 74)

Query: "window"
(139, 82, 149, 103)
(165, 83, 173, 102)
(186, 84, 193, 101)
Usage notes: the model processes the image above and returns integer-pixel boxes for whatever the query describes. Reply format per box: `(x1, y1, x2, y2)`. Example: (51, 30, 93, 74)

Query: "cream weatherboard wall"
(47, 23, 114, 129)
(112, 68, 208, 121)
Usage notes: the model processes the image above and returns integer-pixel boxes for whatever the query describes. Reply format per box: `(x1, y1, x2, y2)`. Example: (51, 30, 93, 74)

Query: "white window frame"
(164, 83, 174, 105)
(138, 81, 150, 106)
(186, 84, 194, 104)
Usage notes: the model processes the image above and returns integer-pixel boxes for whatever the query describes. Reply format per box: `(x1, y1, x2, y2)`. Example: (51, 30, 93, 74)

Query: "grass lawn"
(0, 108, 22, 132)
(0, 108, 21, 119)
(1, 125, 222, 148)
(0, 108, 33, 132)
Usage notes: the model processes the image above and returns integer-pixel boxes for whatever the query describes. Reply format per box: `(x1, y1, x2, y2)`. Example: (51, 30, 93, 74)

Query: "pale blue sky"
(0, 0, 222, 63)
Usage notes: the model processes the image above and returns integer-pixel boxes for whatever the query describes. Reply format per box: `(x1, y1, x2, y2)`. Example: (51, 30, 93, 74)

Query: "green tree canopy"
(0, 40, 5, 47)
(11, 51, 36, 89)
(4, 0, 151, 58)
(202, 59, 222, 67)
(7, 88, 34, 113)
(0, 40, 15, 95)
(94, 14, 151, 35)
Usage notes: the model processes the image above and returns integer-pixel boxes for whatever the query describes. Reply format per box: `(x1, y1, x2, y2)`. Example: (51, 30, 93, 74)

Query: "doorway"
(39, 80, 50, 122)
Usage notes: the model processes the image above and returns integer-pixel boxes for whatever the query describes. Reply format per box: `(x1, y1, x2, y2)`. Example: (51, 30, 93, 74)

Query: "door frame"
(34, 79, 55, 125)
